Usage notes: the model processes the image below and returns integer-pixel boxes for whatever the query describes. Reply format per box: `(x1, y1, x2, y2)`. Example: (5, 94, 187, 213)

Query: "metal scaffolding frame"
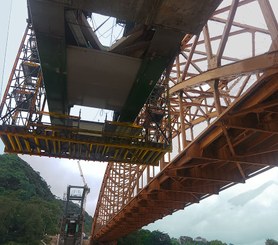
(0, 24, 172, 165)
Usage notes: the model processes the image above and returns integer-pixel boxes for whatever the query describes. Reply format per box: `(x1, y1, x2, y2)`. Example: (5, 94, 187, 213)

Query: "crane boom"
(77, 160, 87, 186)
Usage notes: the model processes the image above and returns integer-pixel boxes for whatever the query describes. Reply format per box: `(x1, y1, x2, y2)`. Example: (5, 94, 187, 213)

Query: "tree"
(209, 240, 227, 245)
(266, 239, 278, 245)
(170, 237, 180, 245)
(150, 230, 172, 245)
(118, 229, 172, 245)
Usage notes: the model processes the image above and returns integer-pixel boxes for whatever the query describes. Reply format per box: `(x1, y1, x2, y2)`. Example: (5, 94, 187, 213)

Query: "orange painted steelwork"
(91, 0, 278, 243)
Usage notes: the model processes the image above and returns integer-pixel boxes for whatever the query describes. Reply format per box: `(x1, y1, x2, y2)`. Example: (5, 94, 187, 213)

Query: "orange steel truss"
(91, 0, 278, 243)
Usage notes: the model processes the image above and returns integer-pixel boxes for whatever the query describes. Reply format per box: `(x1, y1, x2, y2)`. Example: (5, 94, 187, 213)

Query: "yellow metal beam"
(14, 136, 23, 152)
(34, 137, 40, 153)
(7, 134, 16, 151)
(24, 139, 31, 152)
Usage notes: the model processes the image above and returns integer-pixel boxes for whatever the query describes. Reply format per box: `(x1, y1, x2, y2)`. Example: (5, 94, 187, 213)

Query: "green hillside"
(0, 154, 92, 244)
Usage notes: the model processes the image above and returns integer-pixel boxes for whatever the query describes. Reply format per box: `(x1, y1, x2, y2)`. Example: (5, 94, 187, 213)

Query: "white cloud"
(146, 169, 278, 244)
(20, 155, 107, 216)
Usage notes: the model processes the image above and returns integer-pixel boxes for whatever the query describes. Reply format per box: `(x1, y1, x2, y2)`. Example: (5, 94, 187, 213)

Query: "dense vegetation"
(266, 239, 278, 245)
(118, 229, 278, 245)
(0, 154, 92, 244)
(117, 229, 231, 245)
(118, 229, 172, 245)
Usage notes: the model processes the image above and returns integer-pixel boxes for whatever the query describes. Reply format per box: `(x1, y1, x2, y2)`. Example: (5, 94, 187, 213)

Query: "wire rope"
(113, 27, 124, 44)
(110, 18, 115, 46)
(0, 0, 13, 99)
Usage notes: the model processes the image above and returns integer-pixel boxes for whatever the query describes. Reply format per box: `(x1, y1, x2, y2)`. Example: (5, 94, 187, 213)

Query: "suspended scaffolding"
(0, 23, 171, 165)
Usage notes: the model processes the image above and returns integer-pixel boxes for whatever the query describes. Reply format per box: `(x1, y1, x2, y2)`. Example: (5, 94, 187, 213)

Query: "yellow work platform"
(0, 121, 170, 165)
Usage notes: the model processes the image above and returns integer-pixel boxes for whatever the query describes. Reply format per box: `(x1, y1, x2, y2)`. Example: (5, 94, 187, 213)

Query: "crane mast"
(58, 162, 90, 245)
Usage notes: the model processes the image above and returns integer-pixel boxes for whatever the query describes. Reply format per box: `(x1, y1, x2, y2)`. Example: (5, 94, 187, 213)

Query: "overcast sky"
(0, 1, 278, 244)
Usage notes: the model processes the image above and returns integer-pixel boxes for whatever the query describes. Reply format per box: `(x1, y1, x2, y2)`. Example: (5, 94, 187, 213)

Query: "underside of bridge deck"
(0, 0, 222, 165)
(27, 0, 221, 122)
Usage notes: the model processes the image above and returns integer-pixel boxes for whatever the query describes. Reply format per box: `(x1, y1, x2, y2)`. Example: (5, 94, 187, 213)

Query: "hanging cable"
(114, 27, 124, 43)
(110, 18, 115, 46)
(1, 0, 13, 99)
(98, 21, 118, 39)
(94, 16, 111, 33)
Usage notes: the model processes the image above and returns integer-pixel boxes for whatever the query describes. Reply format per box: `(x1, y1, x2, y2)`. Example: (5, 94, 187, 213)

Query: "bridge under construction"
(0, 0, 278, 244)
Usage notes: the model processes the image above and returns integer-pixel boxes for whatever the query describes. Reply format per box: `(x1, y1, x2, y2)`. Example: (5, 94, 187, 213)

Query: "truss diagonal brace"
(169, 51, 278, 94)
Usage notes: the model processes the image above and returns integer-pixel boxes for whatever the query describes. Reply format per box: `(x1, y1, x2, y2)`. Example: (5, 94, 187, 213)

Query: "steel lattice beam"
(91, 0, 278, 243)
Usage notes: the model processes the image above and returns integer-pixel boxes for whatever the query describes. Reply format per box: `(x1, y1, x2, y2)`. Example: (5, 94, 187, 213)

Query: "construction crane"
(77, 161, 88, 189)
(58, 162, 90, 245)
(77, 161, 90, 226)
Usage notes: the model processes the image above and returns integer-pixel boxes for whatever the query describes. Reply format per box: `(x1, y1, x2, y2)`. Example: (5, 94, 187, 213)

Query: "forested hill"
(0, 154, 54, 200)
(0, 154, 92, 244)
